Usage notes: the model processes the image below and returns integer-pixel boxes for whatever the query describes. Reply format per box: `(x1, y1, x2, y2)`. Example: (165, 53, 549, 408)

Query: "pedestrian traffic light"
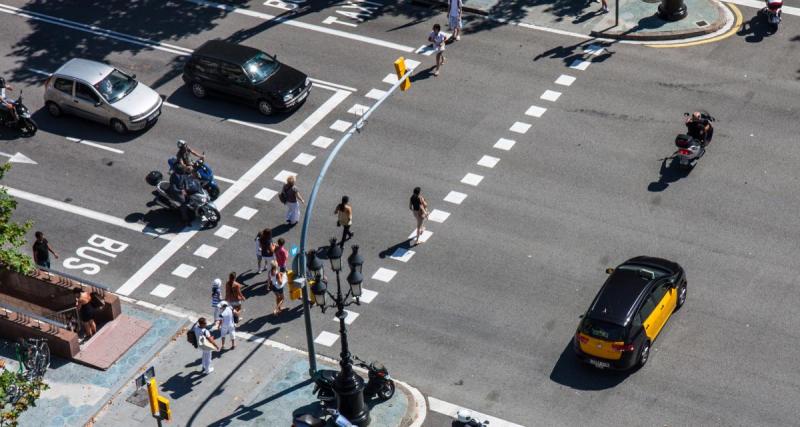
(393, 57, 411, 92)
(157, 396, 172, 422)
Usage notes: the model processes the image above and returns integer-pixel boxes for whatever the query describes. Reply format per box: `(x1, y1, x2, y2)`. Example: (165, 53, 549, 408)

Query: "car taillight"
(611, 343, 635, 352)
(678, 149, 691, 155)
(576, 333, 589, 344)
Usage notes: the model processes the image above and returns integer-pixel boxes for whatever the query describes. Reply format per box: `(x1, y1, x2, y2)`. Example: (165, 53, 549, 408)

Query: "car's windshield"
(243, 53, 278, 83)
(580, 318, 627, 341)
(616, 264, 670, 279)
(94, 69, 137, 103)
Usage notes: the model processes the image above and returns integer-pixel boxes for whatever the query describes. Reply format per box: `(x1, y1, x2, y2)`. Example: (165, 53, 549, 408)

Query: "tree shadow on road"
(549, 341, 631, 390)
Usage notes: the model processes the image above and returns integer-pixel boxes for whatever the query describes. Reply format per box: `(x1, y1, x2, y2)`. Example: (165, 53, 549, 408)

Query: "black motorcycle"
(353, 355, 395, 401)
(0, 91, 37, 136)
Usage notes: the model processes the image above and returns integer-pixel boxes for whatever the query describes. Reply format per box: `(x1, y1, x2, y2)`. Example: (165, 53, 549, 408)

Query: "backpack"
(187, 325, 199, 348)
(278, 189, 287, 204)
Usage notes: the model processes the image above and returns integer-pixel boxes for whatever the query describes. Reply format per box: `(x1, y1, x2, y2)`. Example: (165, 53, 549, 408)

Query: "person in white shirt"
(448, 0, 463, 41)
(193, 317, 218, 374)
(428, 24, 447, 77)
(216, 301, 237, 350)
(268, 261, 288, 315)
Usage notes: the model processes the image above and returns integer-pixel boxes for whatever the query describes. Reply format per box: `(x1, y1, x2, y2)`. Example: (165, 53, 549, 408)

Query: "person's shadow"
(647, 156, 691, 192)
(410, 66, 436, 83)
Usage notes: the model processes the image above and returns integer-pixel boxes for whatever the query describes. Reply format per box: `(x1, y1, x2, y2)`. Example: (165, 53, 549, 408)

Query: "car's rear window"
(580, 318, 627, 341)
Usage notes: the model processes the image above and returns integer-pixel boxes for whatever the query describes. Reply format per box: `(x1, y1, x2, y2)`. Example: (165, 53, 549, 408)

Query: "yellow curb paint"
(647, 3, 742, 48)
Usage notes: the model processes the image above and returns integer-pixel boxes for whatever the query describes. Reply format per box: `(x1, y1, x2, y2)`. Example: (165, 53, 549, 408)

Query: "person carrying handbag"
(192, 317, 218, 374)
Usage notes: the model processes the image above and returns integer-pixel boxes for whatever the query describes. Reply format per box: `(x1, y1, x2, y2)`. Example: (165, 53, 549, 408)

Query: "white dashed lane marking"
(382, 73, 399, 84)
(330, 120, 351, 132)
(171, 264, 196, 279)
(359, 288, 378, 303)
(540, 90, 562, 102)
(66, 137, 124, 154)
(314, 331, 339, 347)
(408, 229, 433, 243)
(389, 247, 415, 262)
(255, 188, 278, 201)
(273, 170, 298, 183)
(569, 59, 591, 70)
(150, 284, 175, 298)
(214, 225, 238, 239)
(347, 104, 369, 116)
(372, 267, 397, 283)
(312, 136, 334, 149)
(555, 74, 576, 86)
(332, 310, 360, 325)
(365, 89, 387, 100)
(444, 191, 467, 205)
(427, 209, 450, 223)
(234, 206, 258, 220)
(461, 173, 484, 186)
(525, 106, 547, 118)
(193, 244, 218, 259)
(293, 153, 316, 166)
(477, 155, 500, 168)
(494, 138, 516, 151)
(509, 122, 531, 134)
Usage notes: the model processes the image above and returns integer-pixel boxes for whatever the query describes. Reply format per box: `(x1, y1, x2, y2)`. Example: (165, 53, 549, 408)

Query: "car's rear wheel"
(637, 341, 650, 368)
(110, 119, 127, 134)
(191, 82, 206, 98)
(257, 99, 273, 116)
(676, 281, 687, 310)
(46, 102, 62, 117)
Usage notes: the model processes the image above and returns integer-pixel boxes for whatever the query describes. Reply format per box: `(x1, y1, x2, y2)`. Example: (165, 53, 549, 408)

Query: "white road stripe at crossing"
(183, 0, 416, 53)
(3, 186, 173, 240)
(309, 78, 357, 92)
(65, 137, 124, 154)
(225, 118, 290, 136)
(116, 89, 351, 296)
(725, 0, 800, 15)
(214, 175, 236, 184)
(427, 396, 526, 427)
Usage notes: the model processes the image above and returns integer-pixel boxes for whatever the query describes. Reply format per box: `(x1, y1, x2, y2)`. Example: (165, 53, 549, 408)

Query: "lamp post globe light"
(308, 240, 370, 426)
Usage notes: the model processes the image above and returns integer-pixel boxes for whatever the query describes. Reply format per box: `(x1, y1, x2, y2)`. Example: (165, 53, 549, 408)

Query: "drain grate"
(696, 20, 708, 26)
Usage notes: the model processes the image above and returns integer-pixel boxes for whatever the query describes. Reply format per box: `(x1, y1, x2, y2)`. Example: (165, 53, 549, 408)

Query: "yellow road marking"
(647, 3, 742, 48)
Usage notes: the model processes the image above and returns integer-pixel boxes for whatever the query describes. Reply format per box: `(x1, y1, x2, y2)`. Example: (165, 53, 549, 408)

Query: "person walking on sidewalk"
(211, 278, 222, 326)
(32, 231, 58, 269)
(282, 176, 305, 226)
(334, 196, 354, 247)
(216, 301, 237, 350)
(409, 187, 429, 246)
(448, 0, 463, 41)
(428, 24, 447, 77)
(225, 272, 246, 311)
(193, 317, 218, 374)
(275, 238, 289, 272)
(255, 227, 275, 273)
(268, 261, 288, 315)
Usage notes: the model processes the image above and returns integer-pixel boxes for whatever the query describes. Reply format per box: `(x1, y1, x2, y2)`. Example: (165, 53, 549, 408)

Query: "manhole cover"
(696, 20, 708, 26)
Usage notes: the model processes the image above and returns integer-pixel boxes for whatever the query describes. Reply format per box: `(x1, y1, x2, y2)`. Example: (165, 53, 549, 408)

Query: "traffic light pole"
(298, 63, 413, 377)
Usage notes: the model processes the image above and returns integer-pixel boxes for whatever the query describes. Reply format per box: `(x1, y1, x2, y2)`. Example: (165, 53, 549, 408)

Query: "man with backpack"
(279, 175, 305, 226)
(188, 317, 218, 374)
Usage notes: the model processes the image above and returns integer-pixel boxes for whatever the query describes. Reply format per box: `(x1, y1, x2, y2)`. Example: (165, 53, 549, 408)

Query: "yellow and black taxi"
(574, 256, 686, 370)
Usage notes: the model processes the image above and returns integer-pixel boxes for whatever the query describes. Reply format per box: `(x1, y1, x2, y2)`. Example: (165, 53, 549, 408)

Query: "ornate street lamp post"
(308, 240, 369, 426)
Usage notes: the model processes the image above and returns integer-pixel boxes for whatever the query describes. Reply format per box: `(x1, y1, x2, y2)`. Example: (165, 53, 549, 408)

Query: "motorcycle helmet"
(176, 139, 186, 149)
(456, 409, 474, 423)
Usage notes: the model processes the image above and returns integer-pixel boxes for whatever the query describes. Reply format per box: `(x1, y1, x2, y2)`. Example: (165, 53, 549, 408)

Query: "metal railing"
(36, 266, 108, 298)
(0, 300, 67, 334)
(43, 306, 80, 332)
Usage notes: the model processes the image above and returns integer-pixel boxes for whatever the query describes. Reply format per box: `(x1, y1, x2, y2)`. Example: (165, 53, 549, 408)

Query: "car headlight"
(305, 77, 310, 87)
(282, 93, 293, 102)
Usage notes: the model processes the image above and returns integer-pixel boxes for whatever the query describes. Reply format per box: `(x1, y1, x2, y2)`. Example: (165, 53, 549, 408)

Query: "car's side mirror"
(605, 268, 614, 274)
(131, 73, 137, 80)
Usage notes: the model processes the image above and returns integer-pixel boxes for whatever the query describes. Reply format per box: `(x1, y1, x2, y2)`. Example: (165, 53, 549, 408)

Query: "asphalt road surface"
(2, 0, 800, 426)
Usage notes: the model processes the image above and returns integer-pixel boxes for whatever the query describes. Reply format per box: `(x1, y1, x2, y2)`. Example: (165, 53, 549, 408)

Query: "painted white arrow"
(0, 151, 36, 165)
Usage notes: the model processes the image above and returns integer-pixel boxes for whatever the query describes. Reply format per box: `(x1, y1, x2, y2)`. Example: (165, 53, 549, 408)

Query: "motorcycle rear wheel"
(21, 118, 37, 137)
(200, 205, 220, 226)
(378, 381, 395, 400)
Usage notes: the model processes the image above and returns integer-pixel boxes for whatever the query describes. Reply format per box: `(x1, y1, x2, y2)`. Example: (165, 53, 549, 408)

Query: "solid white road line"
(183, 0, 416, 53)
(225, 118, 290, 136)
(3, 186, 173, 240)
(116, 89, 350, 296)
(309, 78, 357, 92)
(427, 397, 525, 427)
(213, 176, 236, 184)
(726, 0, 800, 15)
(65, 137, 125, 154)
(0, 3, 191, 56)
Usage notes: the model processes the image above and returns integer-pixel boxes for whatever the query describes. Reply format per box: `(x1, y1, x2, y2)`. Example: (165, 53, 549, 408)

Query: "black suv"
(182, 40, 311, 115)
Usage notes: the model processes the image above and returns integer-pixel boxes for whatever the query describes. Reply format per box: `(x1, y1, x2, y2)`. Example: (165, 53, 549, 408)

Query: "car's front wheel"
(257, 99, 273, 116)
(637, 341, 651, 368)
(46, 102, 62, 117)
(675, 281, 687, 310)
(191, 82, 206, 99)
(110, 119, 127, 134)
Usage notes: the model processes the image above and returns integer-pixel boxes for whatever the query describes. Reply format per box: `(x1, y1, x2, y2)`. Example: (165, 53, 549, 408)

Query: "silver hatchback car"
(44, 59, 162, 134)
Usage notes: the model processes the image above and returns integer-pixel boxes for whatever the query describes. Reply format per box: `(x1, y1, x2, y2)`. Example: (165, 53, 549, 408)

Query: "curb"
(409, 0, 489, 16)
(588, 1, 729, 41)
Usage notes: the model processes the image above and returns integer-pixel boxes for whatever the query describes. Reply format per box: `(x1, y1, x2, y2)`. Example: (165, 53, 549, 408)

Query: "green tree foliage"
(0, 361, 49, 427)
(0, 164, 34, 274)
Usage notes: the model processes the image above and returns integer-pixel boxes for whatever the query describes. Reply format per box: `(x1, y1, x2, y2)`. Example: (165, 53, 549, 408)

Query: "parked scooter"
(167, 157, 220, 200)
(762, 0, 782, 31)
(145, 170, 220, 227)
(672, 111, 715, 170)
(312, 369, 337, 404)
(353, 355, 395, 400)
(0, 91, 37, 136)
(454, 409, 490, 427)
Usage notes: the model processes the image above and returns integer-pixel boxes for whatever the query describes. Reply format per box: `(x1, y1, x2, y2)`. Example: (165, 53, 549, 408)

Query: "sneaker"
(602, 5, 608, 11)
(455, 35, 461, 41)
(204, 367, 215, 374)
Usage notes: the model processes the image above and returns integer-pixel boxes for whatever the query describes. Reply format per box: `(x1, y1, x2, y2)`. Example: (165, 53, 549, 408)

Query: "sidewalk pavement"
(86, 302, 418, 427)
(414, 0, 732, 41)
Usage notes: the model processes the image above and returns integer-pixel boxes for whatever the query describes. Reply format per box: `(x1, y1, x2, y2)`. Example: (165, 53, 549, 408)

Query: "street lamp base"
(657, 2, 688, 21)
(334, 372, 370, 426)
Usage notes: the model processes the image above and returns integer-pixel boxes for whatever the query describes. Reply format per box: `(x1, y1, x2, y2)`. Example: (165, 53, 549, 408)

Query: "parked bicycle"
(16, 337, 50, 381)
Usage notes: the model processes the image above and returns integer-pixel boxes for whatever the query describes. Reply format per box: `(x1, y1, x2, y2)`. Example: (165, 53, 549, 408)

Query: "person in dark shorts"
(73, 287, 97, 338)
(32, 231, 58, 269)
(409, 187, 428, 246)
